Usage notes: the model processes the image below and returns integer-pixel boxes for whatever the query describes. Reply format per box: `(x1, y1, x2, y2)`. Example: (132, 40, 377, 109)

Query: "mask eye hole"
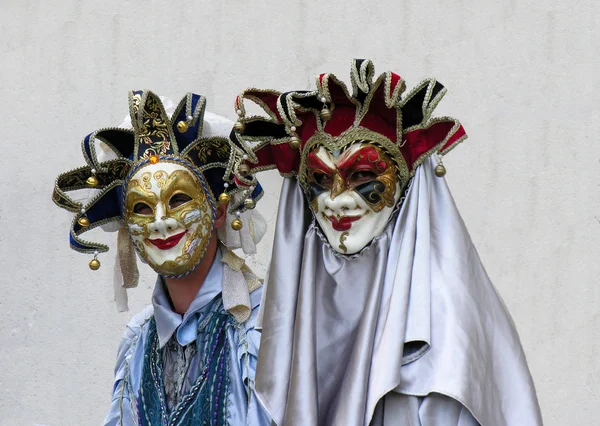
(349, 170, 377, 186)
(312, 172, 334, 188)
(133, 202, 153, 215)
(169, 193, 192, 209)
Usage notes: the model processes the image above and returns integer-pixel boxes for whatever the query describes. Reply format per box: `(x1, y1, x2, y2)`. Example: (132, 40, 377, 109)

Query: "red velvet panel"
(246, 91, 283, 121)
(254, 143, 300, 175)
(440, 123, 466, 153)
(402, 120, 457, 168)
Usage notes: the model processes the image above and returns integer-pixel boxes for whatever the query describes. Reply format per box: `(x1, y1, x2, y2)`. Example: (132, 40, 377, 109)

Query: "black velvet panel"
(401, 86, 428, 128)
(353, 59, 369, 104)
(229, 129, 244, 150)
(279, 91, 294, 119)
(292, 92, 322, 111)
(201, 167, 227, 199)
(430, 81, 444, 101)
(401, 81, 446, 129)
(243, 120, 288, 138)
(97, 129, 136, 159)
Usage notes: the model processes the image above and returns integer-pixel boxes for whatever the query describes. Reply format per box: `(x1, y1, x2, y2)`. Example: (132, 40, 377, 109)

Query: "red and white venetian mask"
(305, 141, 401, 254)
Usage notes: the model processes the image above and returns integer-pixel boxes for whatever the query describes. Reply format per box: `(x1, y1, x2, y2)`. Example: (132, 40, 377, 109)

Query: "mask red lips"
(328, 215, 361, 231)
(148, 231, 188, 250)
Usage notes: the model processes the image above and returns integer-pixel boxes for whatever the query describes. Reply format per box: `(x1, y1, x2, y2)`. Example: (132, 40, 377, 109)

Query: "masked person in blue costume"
(230, 60, 543, 425)
(52, 91, 271, 425)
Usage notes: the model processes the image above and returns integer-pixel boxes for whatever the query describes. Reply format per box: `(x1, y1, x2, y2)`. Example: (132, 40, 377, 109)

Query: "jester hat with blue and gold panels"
(53, 90, 263, 276)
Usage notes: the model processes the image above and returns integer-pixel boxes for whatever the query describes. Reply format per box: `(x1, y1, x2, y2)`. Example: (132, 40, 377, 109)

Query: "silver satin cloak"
(255, 157, 542, 426)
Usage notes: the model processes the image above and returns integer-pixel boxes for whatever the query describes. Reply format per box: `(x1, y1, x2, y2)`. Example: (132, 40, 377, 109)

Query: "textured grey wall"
(1, 0, 598, 425)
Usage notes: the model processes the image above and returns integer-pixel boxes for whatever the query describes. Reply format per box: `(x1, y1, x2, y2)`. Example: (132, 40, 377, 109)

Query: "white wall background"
(1, 0, 598, 424)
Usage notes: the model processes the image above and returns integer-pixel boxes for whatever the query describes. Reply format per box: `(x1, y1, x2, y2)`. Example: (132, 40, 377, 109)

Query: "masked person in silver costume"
(230, 59, 543, 426)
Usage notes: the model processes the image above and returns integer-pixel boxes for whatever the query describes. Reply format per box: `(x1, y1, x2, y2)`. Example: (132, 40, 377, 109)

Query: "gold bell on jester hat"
(86, 176, 99, 187)
(219, 192, 231, 204)
(89, 258, 100, 270)
(244, 198, 256, 209)
(234, 121, 245, 133)
(238, 163, 250, 177)
(231, 218, 243, 230)
(289, 135, 301, 150)
(320, 105, 332, 121)
(176, 120, 189, 133)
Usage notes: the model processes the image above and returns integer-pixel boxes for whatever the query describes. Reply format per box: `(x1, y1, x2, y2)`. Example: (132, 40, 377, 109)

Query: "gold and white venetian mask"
(124, 159, 215, 277)
(304, 141, 402, 254)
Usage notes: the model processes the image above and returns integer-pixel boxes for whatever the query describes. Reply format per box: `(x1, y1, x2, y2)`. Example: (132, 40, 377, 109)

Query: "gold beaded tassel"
(117, 226, 139, 288)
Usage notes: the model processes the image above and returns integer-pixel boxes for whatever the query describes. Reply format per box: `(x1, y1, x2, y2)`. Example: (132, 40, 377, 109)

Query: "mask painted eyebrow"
(336, 145, 389, 178)
(159, 169, 202, 208)
(126, 182, 159, 212)
(306, 152, 335, 175)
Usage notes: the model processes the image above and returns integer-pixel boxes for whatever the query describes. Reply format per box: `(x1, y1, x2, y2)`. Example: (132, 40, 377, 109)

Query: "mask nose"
(148, 203, 179, 238)
(324, 190, 355, 211)
(329, 174, 345, 200)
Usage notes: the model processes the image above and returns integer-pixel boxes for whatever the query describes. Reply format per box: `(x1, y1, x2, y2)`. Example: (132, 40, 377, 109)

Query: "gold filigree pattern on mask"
(141, 172, 152, 190)
(153, 170, 167, 189)
(339, 231, 349, 253)
(361, 146, 398, 213)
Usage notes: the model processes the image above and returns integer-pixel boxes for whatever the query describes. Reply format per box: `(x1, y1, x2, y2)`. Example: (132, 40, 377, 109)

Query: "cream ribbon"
(221, 247, 262, 323)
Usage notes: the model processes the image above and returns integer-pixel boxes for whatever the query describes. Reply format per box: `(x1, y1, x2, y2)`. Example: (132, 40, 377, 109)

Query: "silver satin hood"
(255, 157, 542, 426)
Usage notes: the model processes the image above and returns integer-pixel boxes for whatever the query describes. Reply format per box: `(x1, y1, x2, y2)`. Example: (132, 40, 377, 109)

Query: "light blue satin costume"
(103, 250, 270, 425)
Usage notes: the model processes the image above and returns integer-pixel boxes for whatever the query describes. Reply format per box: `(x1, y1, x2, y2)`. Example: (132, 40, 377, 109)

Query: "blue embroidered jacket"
(103, 250, 270, 425)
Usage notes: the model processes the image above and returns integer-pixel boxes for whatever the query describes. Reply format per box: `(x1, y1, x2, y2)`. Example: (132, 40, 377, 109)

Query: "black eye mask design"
(354, 180, 387, 206)
(307, 183, 328, 203)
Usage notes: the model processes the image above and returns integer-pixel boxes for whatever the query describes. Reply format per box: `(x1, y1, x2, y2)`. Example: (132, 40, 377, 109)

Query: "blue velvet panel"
(82, 132, 94, 165)
(172, 93, 205, 153)
(73, 185, 122, 234)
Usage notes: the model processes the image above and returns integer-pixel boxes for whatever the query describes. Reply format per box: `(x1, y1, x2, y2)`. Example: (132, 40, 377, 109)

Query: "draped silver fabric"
(371, 393, 479, 426)
(255, 157, 542, 426)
